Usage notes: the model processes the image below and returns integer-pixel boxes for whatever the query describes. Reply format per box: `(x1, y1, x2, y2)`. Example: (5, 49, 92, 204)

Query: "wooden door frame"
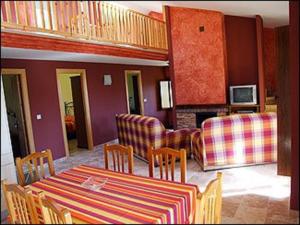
(124, 70, 144, 115)
(56, 69, 94, 157)
(1, 68, 36, 154)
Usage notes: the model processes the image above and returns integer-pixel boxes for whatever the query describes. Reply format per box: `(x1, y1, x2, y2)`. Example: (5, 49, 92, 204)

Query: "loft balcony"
(1, 1, 168, 55)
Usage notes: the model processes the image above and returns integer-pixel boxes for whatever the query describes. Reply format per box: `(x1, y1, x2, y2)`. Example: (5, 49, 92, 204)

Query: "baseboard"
(202, 162, 277, 171)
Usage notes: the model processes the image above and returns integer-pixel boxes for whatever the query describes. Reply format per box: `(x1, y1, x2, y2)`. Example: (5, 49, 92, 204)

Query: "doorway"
(1, 69, 35, 159)
(56, 69, 93, 157)
(125, 70, 144, 115)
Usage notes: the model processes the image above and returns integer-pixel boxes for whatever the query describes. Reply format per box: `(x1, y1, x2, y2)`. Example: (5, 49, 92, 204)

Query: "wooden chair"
(37, 192, 72, 224)
(104, 144, 134, 174)
(16, 149, 55, 186)
(1, 180, 39, 224)
(148, 147, 187, 183)
(194, 172, 223, 224)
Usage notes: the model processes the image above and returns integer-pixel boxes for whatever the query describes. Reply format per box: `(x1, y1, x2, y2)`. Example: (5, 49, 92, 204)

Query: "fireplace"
(176, 106, 228, 129)
(196, 112, 217, 128)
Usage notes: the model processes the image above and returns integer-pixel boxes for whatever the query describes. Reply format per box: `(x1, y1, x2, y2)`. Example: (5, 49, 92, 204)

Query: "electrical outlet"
(37, 114, 42, 120)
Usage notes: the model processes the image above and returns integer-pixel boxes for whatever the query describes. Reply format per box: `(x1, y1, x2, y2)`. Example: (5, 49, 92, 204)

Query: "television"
(230, 85, 257, 105)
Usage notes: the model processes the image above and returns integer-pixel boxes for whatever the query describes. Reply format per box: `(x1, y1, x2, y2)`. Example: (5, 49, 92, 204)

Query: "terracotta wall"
(148, 11, 164, 21)
(167, 6, 227, 105)
(225, 16, 258, 88)
(1, 59, 168, 160)
(263, 28, 277, 96)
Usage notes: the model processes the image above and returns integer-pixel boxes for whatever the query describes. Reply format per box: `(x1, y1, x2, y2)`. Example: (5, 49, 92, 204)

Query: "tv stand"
(228, 104, 260, 114)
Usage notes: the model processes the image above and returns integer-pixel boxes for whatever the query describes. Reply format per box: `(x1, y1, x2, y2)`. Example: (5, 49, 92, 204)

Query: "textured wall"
(148, 11, 164, 21)
(1, 59, 168, 160)
(263, 28, 277, 96)
(168, 7, 227, 105)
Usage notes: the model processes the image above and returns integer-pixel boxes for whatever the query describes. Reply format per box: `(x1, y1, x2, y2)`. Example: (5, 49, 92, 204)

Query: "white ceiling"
(112, 1, 289, 28)
(1, 47, 169, 66)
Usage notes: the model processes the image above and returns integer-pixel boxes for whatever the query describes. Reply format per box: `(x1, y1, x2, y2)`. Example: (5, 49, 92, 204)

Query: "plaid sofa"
(191, 113, 277, 171)
(116, 114, 197, 163)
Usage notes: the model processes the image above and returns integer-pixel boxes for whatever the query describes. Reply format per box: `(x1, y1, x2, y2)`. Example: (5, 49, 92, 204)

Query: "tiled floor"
(2, 140, 299, 224)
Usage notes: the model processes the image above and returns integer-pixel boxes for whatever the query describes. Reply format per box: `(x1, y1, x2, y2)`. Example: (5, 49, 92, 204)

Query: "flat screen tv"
(230, 85, 257, 105)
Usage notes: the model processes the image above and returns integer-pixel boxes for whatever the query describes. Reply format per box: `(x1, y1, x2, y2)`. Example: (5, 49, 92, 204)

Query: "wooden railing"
(1, 1, 168, 51)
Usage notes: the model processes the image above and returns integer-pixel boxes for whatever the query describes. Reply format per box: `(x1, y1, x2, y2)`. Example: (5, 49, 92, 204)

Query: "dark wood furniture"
(276, 25, 291, 176)
(228, 104, 260, 114)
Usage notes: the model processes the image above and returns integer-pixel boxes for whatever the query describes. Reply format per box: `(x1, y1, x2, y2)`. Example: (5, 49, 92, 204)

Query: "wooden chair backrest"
(104, 144, 134, 174)
(37, 192, 72, 224)
(148, 147, 187, 183)
(1, 180, 39, 224)
(16, 149, 55, 186)
(195, 172, 223, 224)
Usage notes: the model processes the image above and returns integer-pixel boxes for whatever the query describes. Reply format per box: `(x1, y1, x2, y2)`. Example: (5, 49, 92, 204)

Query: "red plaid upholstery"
(191, 129, 203, 166)
(191, 113, 277, 171)
(116, 114, 196, 163)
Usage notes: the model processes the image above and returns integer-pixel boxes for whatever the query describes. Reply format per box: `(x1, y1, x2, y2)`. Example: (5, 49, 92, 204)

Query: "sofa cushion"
(116, 114, 166, 162)
(192, 112, 277, 171)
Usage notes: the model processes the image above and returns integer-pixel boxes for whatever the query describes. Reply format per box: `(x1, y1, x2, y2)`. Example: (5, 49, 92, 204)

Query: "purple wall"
(1, 59, 168, 159)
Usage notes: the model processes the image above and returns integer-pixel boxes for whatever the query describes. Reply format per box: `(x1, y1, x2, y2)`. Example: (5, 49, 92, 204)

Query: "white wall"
(1, 76, 17, 212)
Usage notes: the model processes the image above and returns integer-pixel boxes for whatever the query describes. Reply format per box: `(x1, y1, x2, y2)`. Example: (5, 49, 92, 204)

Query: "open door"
(56, 69, 93, 157)
(2, 75, 29, 158)
(125, 70, 144, 115)
(70, 76, 88, 148)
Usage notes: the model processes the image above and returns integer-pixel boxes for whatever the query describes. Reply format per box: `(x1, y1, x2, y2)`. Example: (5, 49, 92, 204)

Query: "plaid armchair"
(116, 114, 197, 163)
(191, 113, 277, 171)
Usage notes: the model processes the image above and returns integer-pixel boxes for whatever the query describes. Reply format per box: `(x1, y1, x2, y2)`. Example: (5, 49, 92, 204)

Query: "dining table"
(27, 164, 199, 224)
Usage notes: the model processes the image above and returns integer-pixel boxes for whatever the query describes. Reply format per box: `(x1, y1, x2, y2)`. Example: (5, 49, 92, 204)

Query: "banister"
(1, 1, 168, 51)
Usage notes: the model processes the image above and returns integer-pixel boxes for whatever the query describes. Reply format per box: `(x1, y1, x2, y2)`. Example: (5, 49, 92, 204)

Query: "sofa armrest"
(190, 129, 204, 166)
(166, 128, 200, 157)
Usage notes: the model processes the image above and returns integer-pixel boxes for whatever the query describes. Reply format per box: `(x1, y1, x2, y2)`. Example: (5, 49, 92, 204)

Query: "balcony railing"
(1, 1, 168, 51)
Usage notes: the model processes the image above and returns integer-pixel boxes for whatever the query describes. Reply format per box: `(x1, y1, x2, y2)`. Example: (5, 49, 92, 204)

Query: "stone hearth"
(176, 106, 228, 129)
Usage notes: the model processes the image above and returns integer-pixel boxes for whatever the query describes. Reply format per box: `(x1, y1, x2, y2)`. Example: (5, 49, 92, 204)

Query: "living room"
(1, 1, 299, 224)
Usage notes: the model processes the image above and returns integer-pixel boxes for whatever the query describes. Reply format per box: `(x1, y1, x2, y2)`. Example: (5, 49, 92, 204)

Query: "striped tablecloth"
(28, 164, 198, 224)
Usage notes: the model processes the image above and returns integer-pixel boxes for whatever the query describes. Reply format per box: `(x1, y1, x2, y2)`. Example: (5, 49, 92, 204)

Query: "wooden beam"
(256, 15, 266, 112)
(1, 32, 168, 61)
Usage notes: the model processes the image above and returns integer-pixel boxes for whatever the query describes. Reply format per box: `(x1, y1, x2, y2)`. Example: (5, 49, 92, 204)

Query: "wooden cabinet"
(265, 104, 277, 112)
(276, 25, 291, 176)
(228, 104, 260, 114)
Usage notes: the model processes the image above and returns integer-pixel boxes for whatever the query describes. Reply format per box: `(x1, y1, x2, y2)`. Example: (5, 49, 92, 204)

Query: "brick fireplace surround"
(176, 106, 228, 129)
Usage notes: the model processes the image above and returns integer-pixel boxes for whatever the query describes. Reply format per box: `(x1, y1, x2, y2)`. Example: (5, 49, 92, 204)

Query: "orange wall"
(148, 11, 164, 21)
(167, 6, 227, 105)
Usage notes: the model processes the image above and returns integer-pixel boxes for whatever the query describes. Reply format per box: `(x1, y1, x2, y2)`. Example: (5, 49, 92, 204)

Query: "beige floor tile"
(222, 202, 240, 217)
(242, 194, 269, 208)
(234, 205, 268, 224)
